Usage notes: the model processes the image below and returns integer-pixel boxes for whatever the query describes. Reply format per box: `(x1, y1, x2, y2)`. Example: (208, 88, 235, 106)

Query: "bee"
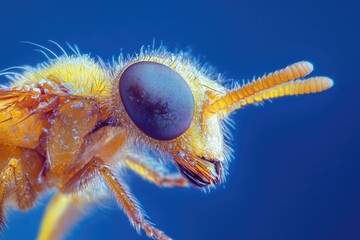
(0, 42, 333, 240)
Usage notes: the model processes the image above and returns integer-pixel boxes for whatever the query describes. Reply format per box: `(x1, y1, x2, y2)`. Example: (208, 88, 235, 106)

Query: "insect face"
(115, 56, 228, 187)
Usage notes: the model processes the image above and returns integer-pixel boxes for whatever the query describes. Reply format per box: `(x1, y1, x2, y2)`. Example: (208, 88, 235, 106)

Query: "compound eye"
(119, 62, 195, 141)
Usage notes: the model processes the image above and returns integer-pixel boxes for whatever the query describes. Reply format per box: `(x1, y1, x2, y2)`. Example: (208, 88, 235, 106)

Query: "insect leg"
(0, 160, 13, 230)
(37, 192, 106, 240)
(0, 145, 43, 230)
(61, 156, 172, 240)
(124, 155, 188, 187)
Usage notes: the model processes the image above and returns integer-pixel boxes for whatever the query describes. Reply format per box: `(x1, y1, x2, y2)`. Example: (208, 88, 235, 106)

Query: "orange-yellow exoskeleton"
(0, 42, 333, 240)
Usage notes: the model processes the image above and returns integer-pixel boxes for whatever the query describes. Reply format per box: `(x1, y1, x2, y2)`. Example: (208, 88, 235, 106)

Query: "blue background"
(0, 0, 359, 239)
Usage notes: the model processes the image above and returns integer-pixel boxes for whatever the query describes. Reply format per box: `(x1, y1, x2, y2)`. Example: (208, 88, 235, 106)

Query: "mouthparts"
(176, 156, 223, 188)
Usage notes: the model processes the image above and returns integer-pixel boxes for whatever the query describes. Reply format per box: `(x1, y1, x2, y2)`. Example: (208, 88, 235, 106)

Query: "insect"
(0, 42, 333, 240)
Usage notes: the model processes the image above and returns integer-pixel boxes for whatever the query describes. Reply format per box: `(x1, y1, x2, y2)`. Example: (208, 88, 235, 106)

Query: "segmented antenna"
(203, 61, 333, 118)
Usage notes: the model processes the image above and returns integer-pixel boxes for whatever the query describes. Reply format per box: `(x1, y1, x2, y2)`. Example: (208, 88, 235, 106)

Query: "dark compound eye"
(119, 62, 195, 141)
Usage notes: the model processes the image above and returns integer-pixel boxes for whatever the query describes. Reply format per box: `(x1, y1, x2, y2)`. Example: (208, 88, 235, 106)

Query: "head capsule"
(115, 52, 228, 187)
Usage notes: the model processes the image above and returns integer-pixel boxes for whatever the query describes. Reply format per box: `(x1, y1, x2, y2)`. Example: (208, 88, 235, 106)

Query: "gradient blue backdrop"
(0, 0, 359, 239)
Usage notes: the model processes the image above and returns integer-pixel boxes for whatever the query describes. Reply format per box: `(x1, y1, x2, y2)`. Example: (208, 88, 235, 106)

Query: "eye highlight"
(119, 61, 195, 141)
